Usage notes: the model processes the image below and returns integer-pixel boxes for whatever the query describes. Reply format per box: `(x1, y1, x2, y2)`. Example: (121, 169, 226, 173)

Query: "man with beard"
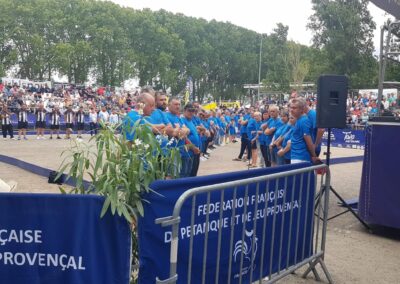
(150, 91, 174, 136)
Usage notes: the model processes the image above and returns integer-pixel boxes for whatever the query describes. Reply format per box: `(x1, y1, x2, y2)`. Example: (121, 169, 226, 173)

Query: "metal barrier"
(155, 164, 333, 284)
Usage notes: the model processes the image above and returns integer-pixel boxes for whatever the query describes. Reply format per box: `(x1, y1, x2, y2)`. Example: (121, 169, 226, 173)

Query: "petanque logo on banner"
(233, 229, 258, 278)
(342, 131, 360, 144)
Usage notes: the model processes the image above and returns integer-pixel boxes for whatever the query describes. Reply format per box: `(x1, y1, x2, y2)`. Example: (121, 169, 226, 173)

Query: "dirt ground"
(0, 135, 399, 283)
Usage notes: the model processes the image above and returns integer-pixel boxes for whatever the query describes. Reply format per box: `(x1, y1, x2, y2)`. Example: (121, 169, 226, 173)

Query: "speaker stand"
(316, 128, 371, 231)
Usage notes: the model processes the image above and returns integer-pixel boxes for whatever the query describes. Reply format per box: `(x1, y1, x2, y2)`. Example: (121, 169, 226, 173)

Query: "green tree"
(308, 0, 376, 88)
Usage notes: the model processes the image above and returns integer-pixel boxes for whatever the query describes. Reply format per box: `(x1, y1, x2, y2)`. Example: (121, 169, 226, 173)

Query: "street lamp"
(257, 34, 263, 103)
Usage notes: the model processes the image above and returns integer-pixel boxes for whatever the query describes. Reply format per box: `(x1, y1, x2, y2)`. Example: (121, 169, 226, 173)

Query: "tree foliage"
(308, 0, 377, 88)
(0, 0, 382, 97)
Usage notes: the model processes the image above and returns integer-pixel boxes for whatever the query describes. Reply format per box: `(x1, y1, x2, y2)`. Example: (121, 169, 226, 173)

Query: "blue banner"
(321, 128, 365, 149)
(10, 113, 91, 129)
(138, 163, 315, 284)
(359, 124, 400, 229)
(0, 194, 131, 284)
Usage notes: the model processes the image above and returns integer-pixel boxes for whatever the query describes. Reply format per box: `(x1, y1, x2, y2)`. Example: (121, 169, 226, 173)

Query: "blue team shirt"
(240, 114, 251, 135)
(282, 127, 294, 160)
(274, 123, 291, 140)
(258, 119, 269, 145)
(246, 118, 258, 140)
(149, 108, 171, 125)
(166, 112, 187, 156)
(291, 115, 312, 162)
(265, 117, 283, 145)
(123, 110, 141, 141)
(181, 117, 201, 156)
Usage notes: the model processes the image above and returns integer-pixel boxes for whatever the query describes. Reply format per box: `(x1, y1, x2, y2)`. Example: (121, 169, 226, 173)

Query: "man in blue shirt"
(264, 105, 283, 166)
(247, 112, 262, 168)
(289, 98, 320, 164)
(233, 108, 252, 162)
(305, 102, 324, 156)
(166, 97, 191, 177)
(181, 103, 202, 177)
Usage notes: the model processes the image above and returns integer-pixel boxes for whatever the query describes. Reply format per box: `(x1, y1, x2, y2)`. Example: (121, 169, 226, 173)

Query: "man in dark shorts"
(49, 106, 61, 139)
(76, 106, 85, 139)
(17, 104, 29, 140)
(35, 103, 46, 139)
(64, 106, 75, 139)
(1, 104, 15, 140)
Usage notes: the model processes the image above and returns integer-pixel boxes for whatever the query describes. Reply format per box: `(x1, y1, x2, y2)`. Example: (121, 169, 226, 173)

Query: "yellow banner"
(202, 102, 217, 110)
(220, 101, 241, 108)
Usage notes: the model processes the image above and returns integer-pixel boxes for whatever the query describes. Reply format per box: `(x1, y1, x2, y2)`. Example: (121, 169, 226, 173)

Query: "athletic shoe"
(36, 137, 40, 140)
(24, 137, 28, 140)
(50, 136, 53, 139)
(57, 136, 61, 139)
(11, 137, 16, 140)
(18, 137, 21, 140)
(232, 158, 241, 161)
(200, 157, 207, 162)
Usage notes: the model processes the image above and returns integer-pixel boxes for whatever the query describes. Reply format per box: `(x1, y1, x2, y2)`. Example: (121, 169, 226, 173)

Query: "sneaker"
(232, 158, 242, 161)
(3, 138, 7, 141)
(200, 157, 207, 162)
(36, 137, 40, 140)
(11, 137, 16, 140)
(57, 136, 61, 139)
(18, 137, 21, 140)
(41, 136, 46, 140)
(50, 136, 53, 139)
(24, 137, 28, 140)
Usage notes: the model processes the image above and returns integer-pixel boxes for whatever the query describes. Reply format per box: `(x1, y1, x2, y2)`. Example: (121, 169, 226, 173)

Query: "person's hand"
(277, 149, 284, 157)
(311, 156, 322, 164)
(193, 147, 201, 155)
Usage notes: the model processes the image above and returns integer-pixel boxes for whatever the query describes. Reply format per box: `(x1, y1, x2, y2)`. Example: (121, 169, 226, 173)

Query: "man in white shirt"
(109, 108, 119, 125)
(89, 108, 98, 136)
(98, 106, 109, 127)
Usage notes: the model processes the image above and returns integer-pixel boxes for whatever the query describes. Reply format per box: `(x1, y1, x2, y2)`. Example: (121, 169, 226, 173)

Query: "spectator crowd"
(1, 80, 400, 178)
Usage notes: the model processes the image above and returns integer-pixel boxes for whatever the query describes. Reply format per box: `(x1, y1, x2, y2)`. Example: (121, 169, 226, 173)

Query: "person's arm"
(304, 135, 320, 163)
(315, 128, 325, 147)
(264, 127, 276, 135)
(277, 140, 291, 157)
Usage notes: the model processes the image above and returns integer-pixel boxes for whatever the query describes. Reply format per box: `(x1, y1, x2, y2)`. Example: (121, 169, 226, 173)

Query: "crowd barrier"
(321, 128, 365, 149)
(138, 163, 333, 284)
(0, 193, 131, 284)
(7, 113, 93, 132)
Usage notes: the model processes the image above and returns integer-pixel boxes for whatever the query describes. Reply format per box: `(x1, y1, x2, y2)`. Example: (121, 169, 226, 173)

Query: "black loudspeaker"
(317, 75, 348, 129)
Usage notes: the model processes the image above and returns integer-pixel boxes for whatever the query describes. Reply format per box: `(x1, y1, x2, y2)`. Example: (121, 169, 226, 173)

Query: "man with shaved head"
(289, 97, 320, 164)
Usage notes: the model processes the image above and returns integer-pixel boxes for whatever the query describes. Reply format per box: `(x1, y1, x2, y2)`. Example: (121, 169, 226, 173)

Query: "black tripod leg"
(329, 186, 371, 231)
